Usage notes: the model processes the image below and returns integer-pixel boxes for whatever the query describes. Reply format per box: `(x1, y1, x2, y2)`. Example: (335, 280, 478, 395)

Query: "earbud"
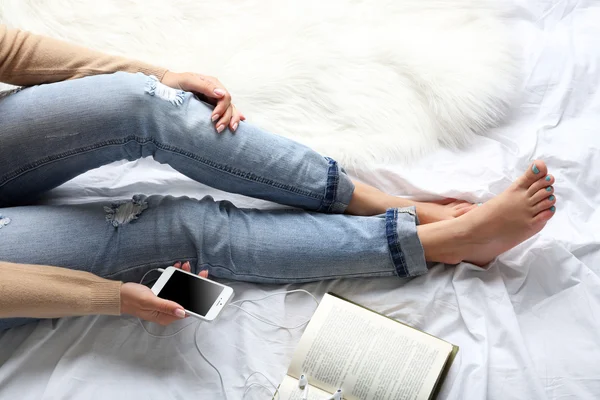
(298, 374, 309, 400)
(299, 374, 343, 400)
(325, 389, 343, 400)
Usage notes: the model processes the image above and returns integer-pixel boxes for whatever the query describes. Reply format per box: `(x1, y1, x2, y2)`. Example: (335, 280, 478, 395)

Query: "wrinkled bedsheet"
(2, 0, 600, 398)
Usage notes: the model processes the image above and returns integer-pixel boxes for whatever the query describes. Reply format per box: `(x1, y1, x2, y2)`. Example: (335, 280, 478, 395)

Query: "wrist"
(161, 70, 173, 83)
(120, 282, 134, 316)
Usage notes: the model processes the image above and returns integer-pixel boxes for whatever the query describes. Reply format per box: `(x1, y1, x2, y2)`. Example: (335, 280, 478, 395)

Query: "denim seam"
(94, 257, 395, 282)
(199, 263, 395, 281)
(386, 208, 409, 277)
(317, 157, 340, 213)
(0, 136, 323, 201)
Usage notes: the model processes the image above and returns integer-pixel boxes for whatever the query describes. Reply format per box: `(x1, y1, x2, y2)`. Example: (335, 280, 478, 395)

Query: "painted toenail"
(545, 175, 551, 181)
(549, 195, 555, 201)
(550, 206, 556, 212)
(546, 187, 552, 192)
(532, 164, 540, 174)
(477, 203, 483, 206)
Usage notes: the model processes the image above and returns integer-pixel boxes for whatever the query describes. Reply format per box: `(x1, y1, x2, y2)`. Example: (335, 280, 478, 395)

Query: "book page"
(287, 294, 453, 400)
(277, 374, 332, 400)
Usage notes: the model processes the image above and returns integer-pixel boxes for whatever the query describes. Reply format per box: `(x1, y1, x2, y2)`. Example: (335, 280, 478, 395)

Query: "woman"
(0, 25, 557, 330)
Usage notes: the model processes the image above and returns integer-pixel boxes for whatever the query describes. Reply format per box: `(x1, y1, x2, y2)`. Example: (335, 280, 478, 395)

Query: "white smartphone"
(151, 267, 234, 321)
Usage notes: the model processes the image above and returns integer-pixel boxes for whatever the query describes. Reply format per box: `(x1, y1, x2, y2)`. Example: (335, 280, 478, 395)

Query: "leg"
(0, 196, 425, 330)
(0, 72, 353, 212)
(0, 72, 472, 222)
(0, 161, 557, 330)
(0, 196, 425, 284)
(347, 181, 477, 223)
(418, 161, 557, 264)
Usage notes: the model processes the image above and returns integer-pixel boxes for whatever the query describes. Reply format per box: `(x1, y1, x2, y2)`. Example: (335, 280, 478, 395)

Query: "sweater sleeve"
(0, 24, 167, 86)
(0, 261, 122, 319)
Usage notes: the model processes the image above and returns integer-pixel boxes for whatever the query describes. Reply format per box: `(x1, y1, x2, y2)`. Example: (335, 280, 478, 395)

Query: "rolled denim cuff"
(317, 157, 355, 214)
(386, 207, 428, 278)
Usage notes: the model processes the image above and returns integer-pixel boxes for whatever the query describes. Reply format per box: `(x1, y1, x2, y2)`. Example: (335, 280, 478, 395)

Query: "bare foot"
(415, 199, 478, 224)
(347, 181, 477, 223)
(419, 161, 556, 265)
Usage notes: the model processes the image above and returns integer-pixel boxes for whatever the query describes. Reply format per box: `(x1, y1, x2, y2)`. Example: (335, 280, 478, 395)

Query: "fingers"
(229, 104, 242, 132)
(173, 261, 191, 272)
(180, 74, 231, 122)
(182, 261, 191, 272)
(145, 263, 210, 325)
(153, 297, 186, 320)
(183, 74, 227, 102)
(169, 259, 208, 280)
(210, 85, 232, 124)
(195, 76, 240, 133)
(164, 72, 245, 132)
(216, 105, 233, 134)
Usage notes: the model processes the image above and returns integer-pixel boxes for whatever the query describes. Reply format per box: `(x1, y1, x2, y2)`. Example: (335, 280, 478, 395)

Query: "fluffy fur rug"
(0, 0, 520, 169)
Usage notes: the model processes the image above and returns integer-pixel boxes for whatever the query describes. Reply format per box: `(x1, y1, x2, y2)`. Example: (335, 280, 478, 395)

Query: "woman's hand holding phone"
(120, 261, 208, 326)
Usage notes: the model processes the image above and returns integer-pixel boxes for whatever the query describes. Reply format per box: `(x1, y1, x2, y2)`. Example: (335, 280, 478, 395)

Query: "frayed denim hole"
(0, 215, 11, 229)
(104, 196, 149, 227)
(144, 75, 185, 106)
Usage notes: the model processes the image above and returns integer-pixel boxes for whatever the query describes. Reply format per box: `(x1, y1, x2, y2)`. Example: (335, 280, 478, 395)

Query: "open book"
(276, 293, 458, 400)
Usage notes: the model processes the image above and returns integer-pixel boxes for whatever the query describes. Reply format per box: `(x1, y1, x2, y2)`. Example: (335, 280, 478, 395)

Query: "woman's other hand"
(161, 71, 245, 133)
(120, 261, 209, 325)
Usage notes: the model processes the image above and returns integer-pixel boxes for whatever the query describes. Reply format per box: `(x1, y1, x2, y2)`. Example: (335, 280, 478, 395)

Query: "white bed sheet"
(2, 0, 600, 399)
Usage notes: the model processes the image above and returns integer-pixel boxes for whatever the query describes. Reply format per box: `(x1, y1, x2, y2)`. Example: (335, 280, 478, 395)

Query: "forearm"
(0, 261, 121, 319)
(0, 24, 167, 86)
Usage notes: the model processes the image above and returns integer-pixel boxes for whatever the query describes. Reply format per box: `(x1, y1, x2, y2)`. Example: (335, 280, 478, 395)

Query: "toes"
(455, 204, 477, 217)
(453, 202, 474, 211)
(533, 193, 556, 215)
(432, 199, 473, 208)
(518, 160, 548, 189)
(527, 174, 555, 196)
(533, 207, 556, 225)
(530, 186, 554, 205)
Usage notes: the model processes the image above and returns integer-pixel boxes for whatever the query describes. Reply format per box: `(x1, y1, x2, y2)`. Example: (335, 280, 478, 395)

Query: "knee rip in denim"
(104, 196, 148, 227)
(0, 215, 10, 229)
(144, 75, 185, 106)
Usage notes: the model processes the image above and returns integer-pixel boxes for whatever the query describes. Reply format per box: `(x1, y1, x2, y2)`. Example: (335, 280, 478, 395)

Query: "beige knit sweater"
(0, 25, 169, 320)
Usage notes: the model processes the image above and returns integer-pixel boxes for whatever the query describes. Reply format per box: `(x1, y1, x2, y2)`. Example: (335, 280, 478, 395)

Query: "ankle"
(346, 185, 388, 216)
(419, 219, 472, 264)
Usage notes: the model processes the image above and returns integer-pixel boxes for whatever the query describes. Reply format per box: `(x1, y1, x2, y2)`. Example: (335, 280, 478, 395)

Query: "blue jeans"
(0, 72, 427, 330)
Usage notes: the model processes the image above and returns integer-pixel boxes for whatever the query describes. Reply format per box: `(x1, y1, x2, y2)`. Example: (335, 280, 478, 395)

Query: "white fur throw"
(0, 0, 520, 170)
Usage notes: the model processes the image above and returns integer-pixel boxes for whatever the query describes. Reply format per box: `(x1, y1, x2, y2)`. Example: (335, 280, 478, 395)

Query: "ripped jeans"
(0, 72, 426, 330)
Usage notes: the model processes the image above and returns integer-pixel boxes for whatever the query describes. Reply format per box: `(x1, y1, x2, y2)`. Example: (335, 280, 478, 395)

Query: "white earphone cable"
(228, 289, 319, 330)
(194, 321, 231, 400)
(137, 269, 318, 399)
(242, 382, 280, 400)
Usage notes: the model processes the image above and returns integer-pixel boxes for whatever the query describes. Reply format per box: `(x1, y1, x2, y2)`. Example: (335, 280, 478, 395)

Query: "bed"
(1, 0, 600, 399)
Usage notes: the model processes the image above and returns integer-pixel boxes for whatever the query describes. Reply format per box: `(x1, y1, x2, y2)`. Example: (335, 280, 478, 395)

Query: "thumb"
(153, 297, 186, 319)
(184, 75, 226, 99)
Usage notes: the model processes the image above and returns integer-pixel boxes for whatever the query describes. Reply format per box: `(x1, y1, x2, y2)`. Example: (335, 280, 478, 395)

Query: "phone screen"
(157, 269, 225, 316)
